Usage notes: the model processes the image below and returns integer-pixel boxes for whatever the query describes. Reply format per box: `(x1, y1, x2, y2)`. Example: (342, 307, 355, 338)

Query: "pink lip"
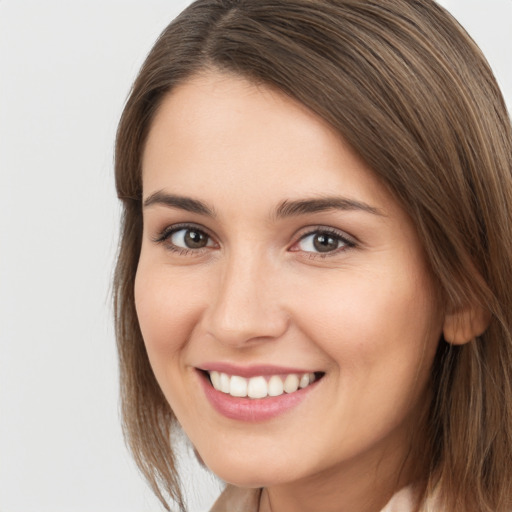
(199, 362, 315, 378)
(197, 369, 320, 422)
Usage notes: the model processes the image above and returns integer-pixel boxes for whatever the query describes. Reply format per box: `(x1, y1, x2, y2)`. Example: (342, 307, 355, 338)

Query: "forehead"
(141, 71, 396, 217)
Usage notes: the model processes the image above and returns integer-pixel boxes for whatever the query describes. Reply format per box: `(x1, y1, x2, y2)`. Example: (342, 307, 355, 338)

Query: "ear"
(443, 302, 491, 345)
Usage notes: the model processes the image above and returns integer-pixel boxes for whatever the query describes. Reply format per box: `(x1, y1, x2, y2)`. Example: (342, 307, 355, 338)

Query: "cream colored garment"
(210, 484, 422, 512)
(210, 485, 261, 512)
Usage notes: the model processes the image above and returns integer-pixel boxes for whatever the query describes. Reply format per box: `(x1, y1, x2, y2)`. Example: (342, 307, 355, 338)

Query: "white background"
(0, 1, 511, 511)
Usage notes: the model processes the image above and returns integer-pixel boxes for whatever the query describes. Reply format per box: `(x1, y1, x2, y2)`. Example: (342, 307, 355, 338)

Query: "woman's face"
(135, 71, 444, 489)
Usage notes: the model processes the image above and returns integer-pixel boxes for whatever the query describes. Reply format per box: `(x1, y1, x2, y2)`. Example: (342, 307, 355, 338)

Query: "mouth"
(201, 369, 324, 399)
(197, 366, 325, 421)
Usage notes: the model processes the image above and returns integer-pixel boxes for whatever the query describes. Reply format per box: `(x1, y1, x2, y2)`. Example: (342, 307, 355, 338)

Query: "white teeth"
(220, 372, 230, 393)
(210, 371, 221, 390)
(299, 373, 310, 388)
(284, 374, 299, 393)
(268, 375, 284, 396)
(208, 371, 318, 399)
(230, 375, 248, 397)
(247, 376, 267, 399)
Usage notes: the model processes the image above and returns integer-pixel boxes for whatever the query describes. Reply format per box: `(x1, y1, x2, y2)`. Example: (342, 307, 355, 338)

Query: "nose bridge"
(206, 245, 288, 346)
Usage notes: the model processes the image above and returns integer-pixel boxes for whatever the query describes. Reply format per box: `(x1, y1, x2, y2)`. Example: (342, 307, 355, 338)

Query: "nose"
(203, 250, 289, 347)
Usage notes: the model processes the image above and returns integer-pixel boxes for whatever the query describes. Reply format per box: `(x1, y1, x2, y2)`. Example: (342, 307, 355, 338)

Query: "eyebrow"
(143, 191, 383, 219)
(143, 191, 216, 217)
(274, 197, 383, 219)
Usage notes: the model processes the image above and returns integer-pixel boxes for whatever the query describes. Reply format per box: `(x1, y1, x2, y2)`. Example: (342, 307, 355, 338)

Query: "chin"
(213, 470, 283, 489)
(201, 450, 296, 488)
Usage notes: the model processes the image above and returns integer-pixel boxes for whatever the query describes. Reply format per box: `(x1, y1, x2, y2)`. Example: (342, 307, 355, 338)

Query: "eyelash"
(153, 223, 215, 256)
(153, 223, 356, 258)
(292, 227, 356, 258)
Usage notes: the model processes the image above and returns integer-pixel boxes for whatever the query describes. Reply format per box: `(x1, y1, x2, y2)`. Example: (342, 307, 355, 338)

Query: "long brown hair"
(114, 1, 512, 510)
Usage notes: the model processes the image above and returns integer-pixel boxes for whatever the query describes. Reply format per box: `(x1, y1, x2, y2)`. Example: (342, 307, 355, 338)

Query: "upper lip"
(198, 362, 319, 378)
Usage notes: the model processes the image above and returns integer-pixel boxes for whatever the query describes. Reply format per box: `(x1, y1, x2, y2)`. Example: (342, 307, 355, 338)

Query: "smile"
(208, 371, 318, 399)
(199, 366, 324, 421)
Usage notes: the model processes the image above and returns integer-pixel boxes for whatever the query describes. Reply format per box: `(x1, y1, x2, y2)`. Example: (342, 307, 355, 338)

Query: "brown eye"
(313, 233, 339, 253)
(169, 227, 213, 249)
(184, 229, 208, 248)
(296, 230, 353, 254)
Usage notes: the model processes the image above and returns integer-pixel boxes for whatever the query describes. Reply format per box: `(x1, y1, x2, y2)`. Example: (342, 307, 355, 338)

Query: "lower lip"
(199, 372, 318, 422)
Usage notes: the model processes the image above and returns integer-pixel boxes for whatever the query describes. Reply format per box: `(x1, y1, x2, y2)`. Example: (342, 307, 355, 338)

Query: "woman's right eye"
(156, 226, 216, 252)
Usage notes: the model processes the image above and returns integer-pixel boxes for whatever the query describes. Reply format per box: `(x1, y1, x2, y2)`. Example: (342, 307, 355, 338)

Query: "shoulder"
(210, 485, 261, 512)
(380, 486, 443, 512)
(209, 485, 443, 512)
(380, 487, 417, 512)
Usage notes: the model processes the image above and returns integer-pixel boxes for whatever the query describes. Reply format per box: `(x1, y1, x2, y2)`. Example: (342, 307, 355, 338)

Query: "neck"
(258, 424, 423, 512)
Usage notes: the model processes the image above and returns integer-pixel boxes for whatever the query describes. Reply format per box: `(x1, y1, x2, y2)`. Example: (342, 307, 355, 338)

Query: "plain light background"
(0, 1, 511, 511)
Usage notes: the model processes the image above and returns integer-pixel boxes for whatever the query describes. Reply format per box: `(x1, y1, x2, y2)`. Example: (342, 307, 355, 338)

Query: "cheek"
(134, 260, 203, 363)
(293, 265, 442, 378)
(291, 268, 442, 454)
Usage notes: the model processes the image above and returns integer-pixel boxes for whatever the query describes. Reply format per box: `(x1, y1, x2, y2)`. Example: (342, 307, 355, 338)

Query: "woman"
(113, 0, 512, 510)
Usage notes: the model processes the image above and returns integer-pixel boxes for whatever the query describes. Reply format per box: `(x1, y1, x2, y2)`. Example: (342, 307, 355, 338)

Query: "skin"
(135, 70, 448, 512)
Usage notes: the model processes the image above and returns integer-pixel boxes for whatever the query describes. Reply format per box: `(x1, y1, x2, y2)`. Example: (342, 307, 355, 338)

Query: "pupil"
(313, 233, 338, 253)
(185, 230, 207, 248)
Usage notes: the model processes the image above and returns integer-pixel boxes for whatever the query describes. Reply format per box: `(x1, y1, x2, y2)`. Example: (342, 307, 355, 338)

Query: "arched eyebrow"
(274, 197, 384, 219)
(143, 191, 216, 217)
(143, 191, 383, 219)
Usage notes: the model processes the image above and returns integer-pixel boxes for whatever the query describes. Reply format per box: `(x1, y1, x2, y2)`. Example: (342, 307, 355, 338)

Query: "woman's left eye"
(293, 230, 354, 255)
